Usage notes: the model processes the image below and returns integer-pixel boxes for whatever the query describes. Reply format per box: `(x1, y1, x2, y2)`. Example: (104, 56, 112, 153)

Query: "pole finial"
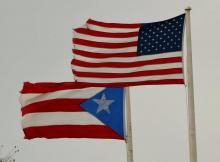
(185, 6, 192, 11)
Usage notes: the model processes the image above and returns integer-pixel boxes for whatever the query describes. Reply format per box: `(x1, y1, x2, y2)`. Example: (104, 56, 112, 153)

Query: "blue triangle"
(80, 88, 125, 138)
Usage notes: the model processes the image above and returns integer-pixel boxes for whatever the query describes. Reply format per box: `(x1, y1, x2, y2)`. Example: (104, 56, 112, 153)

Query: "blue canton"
(137, 14, 185, 55)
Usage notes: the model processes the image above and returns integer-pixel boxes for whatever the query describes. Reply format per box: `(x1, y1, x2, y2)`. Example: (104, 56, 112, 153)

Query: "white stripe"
(74, 44, 136, 53)
(87, 24, 139, 33)
(20, 87, 105, 107)
(74, 32, 138, 43)
(72, 62, 183, 73)
(22, 112, 104, 128)
(74, 51, 182, 63)
(75, 74, 184, 83)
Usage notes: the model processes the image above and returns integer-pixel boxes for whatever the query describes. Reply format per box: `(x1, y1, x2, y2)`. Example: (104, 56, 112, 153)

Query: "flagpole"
(185, 7, 198, 162)
(125, 87, 134, 162)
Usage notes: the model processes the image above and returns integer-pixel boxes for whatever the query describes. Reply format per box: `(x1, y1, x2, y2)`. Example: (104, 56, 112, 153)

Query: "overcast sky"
(0, 0, 220, 162)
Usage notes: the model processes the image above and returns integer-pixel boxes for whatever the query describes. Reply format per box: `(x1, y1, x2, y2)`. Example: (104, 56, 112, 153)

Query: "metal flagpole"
(185, 7, 198, 162)
(125, 87, 134, 162)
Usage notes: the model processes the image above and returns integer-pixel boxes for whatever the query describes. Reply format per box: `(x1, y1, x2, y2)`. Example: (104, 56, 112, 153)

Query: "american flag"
(72, 14, 185, 87)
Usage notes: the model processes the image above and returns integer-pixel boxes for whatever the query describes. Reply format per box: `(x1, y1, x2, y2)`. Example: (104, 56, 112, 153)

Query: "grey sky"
(0, 0, 219, 162)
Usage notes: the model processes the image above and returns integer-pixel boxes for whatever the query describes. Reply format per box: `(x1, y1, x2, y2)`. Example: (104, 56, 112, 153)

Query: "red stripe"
(72, 57, 182, 68)
(87, 19, 141, 29)
(72, 49, 137, 58)
(21, 82, 89, 94)
(21, 99, 86, 116)
(23, 125, 124, 140)
(74, 28, 138, 38)
(73, 68, 183, 78)
(73, 38, 137, 48)
(74, 79, 184, 87)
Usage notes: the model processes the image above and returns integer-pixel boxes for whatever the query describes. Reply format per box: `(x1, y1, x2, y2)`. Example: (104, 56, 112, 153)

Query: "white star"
(93, 93, 114, 114)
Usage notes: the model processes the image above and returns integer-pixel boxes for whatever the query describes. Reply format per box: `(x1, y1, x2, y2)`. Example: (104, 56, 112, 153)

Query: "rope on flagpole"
(185, 7, 198, 162)
(125, 87, 134, 162)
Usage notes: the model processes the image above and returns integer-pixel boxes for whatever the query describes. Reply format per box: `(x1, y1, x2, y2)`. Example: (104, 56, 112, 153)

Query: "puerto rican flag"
(20, 82, 125, 140)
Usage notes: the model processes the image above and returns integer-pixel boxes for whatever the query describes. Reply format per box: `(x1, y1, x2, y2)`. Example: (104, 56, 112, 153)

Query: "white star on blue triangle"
(80, 88, 125, 138)
(93, 93, 114, 114)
